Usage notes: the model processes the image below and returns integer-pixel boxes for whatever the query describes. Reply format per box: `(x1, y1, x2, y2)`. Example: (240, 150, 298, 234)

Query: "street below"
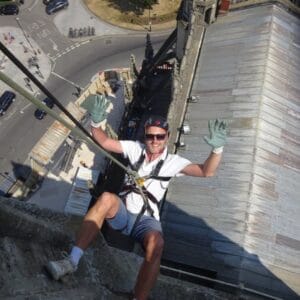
(0, 0, 169, 191)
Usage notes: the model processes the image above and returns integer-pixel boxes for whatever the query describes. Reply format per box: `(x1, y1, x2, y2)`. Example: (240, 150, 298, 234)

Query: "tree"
(129, 0, 157, 9)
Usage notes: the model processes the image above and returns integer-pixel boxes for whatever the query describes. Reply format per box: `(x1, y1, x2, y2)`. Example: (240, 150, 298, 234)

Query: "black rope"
(0, 41, 98, 147)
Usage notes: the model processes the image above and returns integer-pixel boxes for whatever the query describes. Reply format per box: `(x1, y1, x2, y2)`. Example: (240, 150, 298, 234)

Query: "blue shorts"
(106, 198, 162, 243)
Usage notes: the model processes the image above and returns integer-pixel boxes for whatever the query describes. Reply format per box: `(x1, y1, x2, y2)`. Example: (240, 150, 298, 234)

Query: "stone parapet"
(168, 9, 206, 153)
(0, 195, 237, 299)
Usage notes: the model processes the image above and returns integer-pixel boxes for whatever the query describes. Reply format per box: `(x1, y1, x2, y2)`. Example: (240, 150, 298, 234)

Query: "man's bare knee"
(144, 231, 164, 262)
(94, 192, 119, 218)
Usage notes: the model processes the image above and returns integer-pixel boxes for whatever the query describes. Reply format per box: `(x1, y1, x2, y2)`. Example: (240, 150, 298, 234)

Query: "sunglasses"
(145, 133, 167, 141)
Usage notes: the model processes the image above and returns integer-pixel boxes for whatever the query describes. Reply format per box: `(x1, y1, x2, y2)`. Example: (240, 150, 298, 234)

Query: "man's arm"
(91, 126, 123, 154)
(181, 119, 228, 177)
(80, 93, 123, 154)
(181, 152, 222, 177)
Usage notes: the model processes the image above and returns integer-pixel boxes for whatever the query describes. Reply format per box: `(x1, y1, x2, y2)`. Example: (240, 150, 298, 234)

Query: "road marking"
(27, 0, 39, 12)
(49, 38, 58, 51)
(49, 40, 92, 60)
(37, 29, 51, 40)
(20, 103, 32, 114)
(51, 71, 83, 89)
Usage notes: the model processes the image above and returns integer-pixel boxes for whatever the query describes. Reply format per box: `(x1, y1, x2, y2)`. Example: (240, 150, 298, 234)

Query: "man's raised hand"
(204, 119, 228, 153)
(80, 93, 111, 127)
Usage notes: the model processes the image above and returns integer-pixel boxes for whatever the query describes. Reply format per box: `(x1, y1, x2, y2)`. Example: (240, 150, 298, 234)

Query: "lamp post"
(51, 71, 83, 97)
(148, 6, 152, 32)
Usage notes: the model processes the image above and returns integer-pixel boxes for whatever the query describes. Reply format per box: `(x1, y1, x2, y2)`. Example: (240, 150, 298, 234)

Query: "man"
(46, 94, 228, 300)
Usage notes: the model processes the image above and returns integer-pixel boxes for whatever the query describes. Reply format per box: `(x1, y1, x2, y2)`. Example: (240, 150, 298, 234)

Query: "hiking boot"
(46, 257, 77, 280)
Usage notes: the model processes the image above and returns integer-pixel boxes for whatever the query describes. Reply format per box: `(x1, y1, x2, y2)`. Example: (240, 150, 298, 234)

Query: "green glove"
(204, 119, 228, 149)
(80, 93, 111, 125)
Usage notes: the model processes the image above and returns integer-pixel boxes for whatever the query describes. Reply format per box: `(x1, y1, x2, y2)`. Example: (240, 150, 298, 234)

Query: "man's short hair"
(144, 115, 169, 131)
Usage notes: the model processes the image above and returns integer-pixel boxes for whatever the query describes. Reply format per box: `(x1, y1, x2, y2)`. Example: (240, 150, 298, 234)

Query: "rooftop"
(162, 4, 300, 299)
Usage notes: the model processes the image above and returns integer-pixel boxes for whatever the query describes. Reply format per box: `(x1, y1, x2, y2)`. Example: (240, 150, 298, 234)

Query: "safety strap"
(130, 151, 171, 181)
(131, 152, 145, 171)
(122, 151, 171, 219)
(122, 185, 159, 204)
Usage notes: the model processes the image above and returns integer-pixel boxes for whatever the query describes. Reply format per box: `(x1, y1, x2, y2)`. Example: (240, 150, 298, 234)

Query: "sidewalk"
(0, 0, 130, 95)
(0, 26, 51, 95)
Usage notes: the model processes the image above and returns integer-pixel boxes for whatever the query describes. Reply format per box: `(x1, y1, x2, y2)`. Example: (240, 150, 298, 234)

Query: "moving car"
(0, 91, 16, 116)
(34, 98, 54, 120)
(0, 4, 19, 15)
(45, 0, 68, 15)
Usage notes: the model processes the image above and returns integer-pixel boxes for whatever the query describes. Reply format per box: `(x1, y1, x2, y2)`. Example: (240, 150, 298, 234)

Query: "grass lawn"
(83, 0, 181, 31)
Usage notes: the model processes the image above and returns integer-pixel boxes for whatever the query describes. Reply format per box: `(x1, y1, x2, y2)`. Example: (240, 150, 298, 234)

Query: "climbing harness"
(119, 152, 172, 234)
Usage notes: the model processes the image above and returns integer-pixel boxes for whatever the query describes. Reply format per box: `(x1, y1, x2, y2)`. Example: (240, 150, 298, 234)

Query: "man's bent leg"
(46, 192, 120, 280)
(76, 192, 120, 250)
(134, 231, 164, 300)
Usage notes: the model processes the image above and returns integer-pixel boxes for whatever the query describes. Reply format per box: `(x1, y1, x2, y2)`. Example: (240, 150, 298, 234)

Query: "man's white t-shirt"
(120, 140, 192, 220)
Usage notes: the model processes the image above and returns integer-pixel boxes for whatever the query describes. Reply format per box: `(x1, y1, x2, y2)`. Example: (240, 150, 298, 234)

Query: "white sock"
(70, 246, 84, 266)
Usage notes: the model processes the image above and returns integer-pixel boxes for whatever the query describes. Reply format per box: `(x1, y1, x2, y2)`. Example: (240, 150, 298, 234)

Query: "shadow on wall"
(11, 161, 38, 182)
(0, 161, 45, 199)
(161, 201, 300, 300)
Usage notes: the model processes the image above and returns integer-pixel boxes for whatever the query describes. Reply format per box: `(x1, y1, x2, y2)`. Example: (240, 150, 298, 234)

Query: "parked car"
(43, 0, 54, 5)
(0, 4, 19, 15)
(34, 98, 54, 120)
(43, 97, 54, 109)
(34, 109, 47, 120)
(45, 0, 68, 15)
(0, 91, 16, 116)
